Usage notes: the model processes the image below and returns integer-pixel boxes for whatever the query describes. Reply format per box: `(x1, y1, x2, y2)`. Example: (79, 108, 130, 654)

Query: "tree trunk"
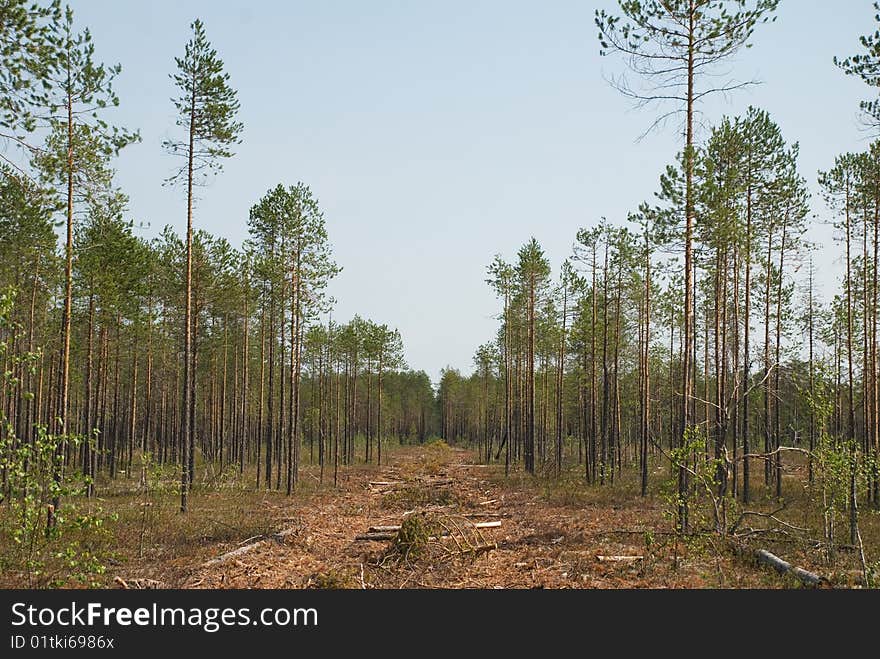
(180, 81, 196, 513)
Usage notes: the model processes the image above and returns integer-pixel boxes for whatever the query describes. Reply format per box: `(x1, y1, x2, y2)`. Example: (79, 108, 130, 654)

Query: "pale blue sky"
(68, 1, 873, 381)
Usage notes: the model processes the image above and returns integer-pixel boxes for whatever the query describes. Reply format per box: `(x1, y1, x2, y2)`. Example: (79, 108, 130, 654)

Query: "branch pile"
(355, 512, 501, 565)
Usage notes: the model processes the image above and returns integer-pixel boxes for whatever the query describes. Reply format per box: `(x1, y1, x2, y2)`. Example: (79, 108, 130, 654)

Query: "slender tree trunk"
(128, 334, 138, 477)
(641, 232, 651, 496)
(82, 293, 95, 497)
(526, 270, 536, 474)
(288, 245, 302, 495)
(601, 243, 610, 485)
(845, 177, 857, 543)
(590, 246, 598, 483)
(377, 355, 384, 467)
(556, 279, 567, 478)
(265, 289, 275, 489)
(180, 81, 196, 513)
(731, 243, 740, 498)
(241, 281, 249, 475)
(873, 175, 880, 506)
(742, 179, 753, 504)
(51, 79, 76, 529)
(504, 288, 511, 477)
(677, 0, 696, 533)
(763, 227, 773, 488)
(808, 260, 815, 484)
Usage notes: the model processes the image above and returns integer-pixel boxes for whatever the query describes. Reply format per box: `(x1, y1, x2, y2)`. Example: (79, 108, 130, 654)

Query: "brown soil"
(122, 444, 821, 589)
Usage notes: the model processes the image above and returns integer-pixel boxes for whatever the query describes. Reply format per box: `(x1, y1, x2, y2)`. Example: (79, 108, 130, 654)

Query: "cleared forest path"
(180, 444, 767, 588)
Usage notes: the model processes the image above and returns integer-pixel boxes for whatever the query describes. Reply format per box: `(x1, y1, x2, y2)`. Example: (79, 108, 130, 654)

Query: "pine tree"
(165, 18, 242, 512)
(516, 238, 551, 474)
(34, 5, 137, 525)
(596, 0, 779, 531)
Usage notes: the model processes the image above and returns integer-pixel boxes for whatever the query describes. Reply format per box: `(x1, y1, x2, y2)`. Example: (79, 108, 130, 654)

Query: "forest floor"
(89, 441, 873, 590)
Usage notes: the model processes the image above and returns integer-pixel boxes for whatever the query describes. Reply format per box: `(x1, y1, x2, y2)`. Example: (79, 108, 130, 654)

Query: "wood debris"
(596, 555, 644, 563)
(755, 549, 826, 587)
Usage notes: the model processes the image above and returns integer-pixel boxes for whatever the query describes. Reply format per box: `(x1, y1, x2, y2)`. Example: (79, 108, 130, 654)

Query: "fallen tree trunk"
(356, 532, 398, 541)
(596, 555, 644, 563)
(473, 521, 502, 529)
(367, 520, 501, 534)
(202, 542, 263, 566)
(755, 549, 826, 587)
(597, 529, 678, 536)
(201, 526, 299, 567)
(459, 512, 511, 519)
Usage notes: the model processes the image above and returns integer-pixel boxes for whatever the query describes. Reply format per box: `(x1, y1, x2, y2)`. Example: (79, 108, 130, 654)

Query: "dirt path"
(177, 444, 766, 589)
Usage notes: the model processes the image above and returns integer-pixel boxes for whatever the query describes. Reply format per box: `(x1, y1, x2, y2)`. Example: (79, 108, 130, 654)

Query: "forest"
(2, 1, 880, 589)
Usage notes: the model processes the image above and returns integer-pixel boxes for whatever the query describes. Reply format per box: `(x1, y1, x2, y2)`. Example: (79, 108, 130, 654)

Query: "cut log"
(596, 555, 644, 563)
(598, 529, 677, 536)
(368, 525, 402, 533)
(366, 520, 501, 534)
(356, 532, 397, 541)
(474, 521, 502, 529)
(477, 499, 499, 506)
(368, 481, 401, 487)
(460, 512, 511, 519)
(755, 549, 825, 587)
(368, 525, 401, 533)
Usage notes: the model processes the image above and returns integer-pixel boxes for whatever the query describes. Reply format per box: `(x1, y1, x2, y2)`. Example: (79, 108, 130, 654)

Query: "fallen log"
(596, 555, 644, 563)
(202, 542, 263, 566)
(201, 525, 299, 567)
(473, 521, 502, 529)
(367, 520, 502, 534)
(356, 532, 397, 541)
(460, 512, 511, 519)
(598, 529, 677, 536)
(755, 549, 825, 587)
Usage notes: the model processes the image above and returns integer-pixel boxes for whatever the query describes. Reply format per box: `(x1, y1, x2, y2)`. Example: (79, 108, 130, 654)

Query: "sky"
(66, 0, 875, 383)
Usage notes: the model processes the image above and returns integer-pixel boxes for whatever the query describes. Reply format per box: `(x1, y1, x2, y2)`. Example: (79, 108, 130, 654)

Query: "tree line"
(0, 3, 437, 520)
(440, 1, 880, 539)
